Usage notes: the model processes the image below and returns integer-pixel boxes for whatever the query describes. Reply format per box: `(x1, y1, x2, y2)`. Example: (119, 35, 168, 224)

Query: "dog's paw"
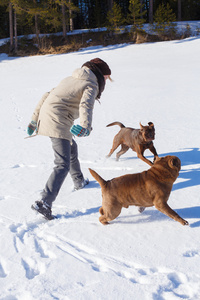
(138, 207, 145, 213)
(100, 221, 109, 225)
(182, 219, 189, 226)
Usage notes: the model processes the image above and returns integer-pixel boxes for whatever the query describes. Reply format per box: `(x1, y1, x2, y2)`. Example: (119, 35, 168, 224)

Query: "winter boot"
(74, 178, 89, 191)
(31, 201, 54, 220)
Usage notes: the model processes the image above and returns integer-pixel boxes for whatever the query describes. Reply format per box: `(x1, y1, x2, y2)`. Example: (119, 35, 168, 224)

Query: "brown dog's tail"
(106, 122, 125, 128)
(89, 168, 107, 188)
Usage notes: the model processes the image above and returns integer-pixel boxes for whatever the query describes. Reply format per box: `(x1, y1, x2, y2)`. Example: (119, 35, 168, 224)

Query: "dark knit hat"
(90, 58, 111, 76)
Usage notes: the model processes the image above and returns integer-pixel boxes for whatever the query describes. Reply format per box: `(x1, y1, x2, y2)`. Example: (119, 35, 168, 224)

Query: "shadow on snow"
(161, 148, 200, 191)
(121, 147, 200, 191)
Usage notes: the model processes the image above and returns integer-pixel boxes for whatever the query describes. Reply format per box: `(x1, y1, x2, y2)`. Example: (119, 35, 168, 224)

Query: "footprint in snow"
(21, 257, 45, 280)
(0, 262, 7, 278)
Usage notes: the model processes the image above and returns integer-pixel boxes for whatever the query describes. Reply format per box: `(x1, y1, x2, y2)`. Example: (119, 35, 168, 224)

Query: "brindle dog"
(89, 156, 189, 226)
(106, 121, 158, 166)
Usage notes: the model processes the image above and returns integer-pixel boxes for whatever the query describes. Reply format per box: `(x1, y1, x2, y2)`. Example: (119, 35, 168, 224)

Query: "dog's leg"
(134, 146, 153, 166)
(154, 200, 189, 225)
(106, 136, 121, 158)
(99, 204, 122, 225)
(137, 152, 153, 166)
(116, 144, 129, 161)
(149, 144, 158, 162)
(99, 207, 109, 225)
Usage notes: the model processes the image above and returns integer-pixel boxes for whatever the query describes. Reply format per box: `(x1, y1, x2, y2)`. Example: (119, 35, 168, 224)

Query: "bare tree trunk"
(14, 9, 17, 53)
(69, 0, 74, 31)
(35, 14, 39, 41)
(69, 14, 73, 31)
(62, 3, 67, 38)
(178, 0, 181, 21)
(149, 0, 153, 24)
(9, 2, 14, 52)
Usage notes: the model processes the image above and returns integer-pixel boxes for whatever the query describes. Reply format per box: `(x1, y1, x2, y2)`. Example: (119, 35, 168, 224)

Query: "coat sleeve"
(31, 92, 50, 122)
(31, 87, 55, 122)
(79, 84, 98, 131)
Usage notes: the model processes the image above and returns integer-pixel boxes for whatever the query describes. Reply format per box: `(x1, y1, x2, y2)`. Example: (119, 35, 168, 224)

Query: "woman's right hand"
(70, 125, 90, 137)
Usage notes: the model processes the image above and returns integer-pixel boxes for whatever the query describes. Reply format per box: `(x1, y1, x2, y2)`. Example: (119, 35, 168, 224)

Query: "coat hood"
(72, 66, 97, 84)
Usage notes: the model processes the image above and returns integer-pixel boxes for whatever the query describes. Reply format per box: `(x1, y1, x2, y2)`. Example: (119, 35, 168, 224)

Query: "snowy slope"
(0, 36, 200, 300)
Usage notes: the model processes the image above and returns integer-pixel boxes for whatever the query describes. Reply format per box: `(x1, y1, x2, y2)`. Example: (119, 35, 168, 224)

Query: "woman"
(28, 58, 112, 220)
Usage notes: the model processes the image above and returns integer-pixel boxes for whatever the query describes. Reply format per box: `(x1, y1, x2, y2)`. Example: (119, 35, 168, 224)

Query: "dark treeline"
(0, 0, 200, 40)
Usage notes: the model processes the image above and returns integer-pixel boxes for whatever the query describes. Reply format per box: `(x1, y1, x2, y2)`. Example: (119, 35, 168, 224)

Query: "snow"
(0, 35, 200, 300)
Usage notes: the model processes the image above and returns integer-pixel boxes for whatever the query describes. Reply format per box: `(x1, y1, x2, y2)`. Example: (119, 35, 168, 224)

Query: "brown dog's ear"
(148, 122, 154, 128)
(168, 156, 181, 171)
(154, 156, 161, 163)
(140, 122, 144, 130)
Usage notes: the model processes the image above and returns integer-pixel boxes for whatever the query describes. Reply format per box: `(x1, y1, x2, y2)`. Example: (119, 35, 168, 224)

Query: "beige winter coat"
(31, 66, 99, 142)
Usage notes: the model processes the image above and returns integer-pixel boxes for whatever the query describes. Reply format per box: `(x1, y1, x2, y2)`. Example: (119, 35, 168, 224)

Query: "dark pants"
(41, 138, 84, 207)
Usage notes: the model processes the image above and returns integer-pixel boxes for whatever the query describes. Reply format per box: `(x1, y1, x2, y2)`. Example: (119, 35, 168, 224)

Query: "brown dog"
(89, 156, 189, 226)
(106, 121, 158, 166)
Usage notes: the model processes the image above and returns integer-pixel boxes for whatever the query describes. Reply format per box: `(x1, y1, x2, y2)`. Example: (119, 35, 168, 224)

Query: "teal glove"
(70, 125, 90, 137)
(27, 121, 37, 136)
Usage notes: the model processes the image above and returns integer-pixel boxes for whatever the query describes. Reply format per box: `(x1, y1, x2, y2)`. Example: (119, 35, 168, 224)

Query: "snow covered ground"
(0, 35, 200, 299)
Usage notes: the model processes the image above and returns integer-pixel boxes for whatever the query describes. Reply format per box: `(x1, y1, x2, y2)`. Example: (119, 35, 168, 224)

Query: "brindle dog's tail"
(89, 168, 107, 188)
(106, 122, 125, 128)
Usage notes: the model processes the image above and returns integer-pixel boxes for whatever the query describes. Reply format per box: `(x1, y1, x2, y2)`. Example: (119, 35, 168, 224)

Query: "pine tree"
(128, 0, 146, 31)
(107, 2, 124, 34)
(43, 1, 61, 33)
(15, 0, 48, 40)
(152, 3, 177, 37)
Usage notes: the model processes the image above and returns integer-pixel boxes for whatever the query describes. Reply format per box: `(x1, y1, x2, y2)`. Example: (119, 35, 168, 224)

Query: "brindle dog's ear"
(148, 122, 154, 128)
(168, 157, 181, 171)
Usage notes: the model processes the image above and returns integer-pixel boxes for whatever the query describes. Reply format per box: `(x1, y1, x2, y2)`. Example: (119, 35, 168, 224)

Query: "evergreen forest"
(0, 0, 200, 55)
